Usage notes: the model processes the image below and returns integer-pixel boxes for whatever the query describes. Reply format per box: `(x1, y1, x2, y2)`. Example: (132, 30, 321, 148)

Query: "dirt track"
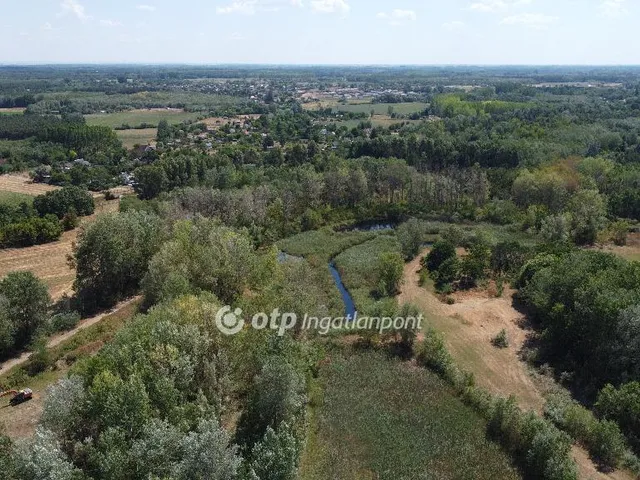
(398, 249, 633, 480)
(0, 297, 140, 377)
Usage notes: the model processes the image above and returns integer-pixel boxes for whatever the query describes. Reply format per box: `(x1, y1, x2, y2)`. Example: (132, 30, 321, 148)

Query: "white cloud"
(601, 0, 627, 18)
(42, 22, 54, 31)
(217, 0, 303, 15)
(311, 0, 350, 15)
(100, 19, 123, 27)
(442, 20, 465, 31)
(230, 32, 246, 41)
(136, 5, 157, 12)
(60, 0, 89, 21)
(469, 0, 531, 12)
(377, 9, 417, 26)
(501, 13, 558, 28)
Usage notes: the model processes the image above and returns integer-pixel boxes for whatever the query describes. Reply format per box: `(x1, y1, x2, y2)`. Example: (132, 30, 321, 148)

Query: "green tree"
(567, 189, 607, 245)
(397, 218, 425, 260)
(0, 271, 50, 349)
(73, 211, 163, 314)
(423, 240, 456, 273)
(133, 164, 168, 200)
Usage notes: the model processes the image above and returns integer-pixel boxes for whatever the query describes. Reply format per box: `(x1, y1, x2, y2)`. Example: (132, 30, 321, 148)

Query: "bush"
(48, 311, 81, 333)
(376, 251, 404, 297)
(591, 421, 627, 469)
(492, 329, 509, 349)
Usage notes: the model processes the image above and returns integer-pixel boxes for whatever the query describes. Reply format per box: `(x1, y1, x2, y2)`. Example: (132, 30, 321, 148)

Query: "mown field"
(299, 352, 521, 480)
(85, 109, 202, 128)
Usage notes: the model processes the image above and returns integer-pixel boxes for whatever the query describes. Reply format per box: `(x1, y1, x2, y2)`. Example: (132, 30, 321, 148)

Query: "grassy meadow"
(85, 109, 202, 128)
(299, 352, 521, 480)
(115, 128, 158, 148)
(333, 234, 401, 313)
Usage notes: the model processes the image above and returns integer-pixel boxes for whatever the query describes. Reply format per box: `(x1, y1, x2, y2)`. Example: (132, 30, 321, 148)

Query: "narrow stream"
(328, 262, 357, 318)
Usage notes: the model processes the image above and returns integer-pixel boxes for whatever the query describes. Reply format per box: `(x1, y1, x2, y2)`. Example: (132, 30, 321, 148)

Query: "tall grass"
(299, 352, 522, 480)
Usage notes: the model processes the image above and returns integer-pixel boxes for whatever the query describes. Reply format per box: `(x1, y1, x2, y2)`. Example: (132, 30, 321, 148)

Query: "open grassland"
(0, 198, 120, 299)
(398, 247, 634, 480)
(278, 228, 376, 261)
(299, 352, 521, 480)
(0, 190, 33, 207)
(116, 127, 158, 148)
(85, 108, 202, 128)
(601, 232, 640, 262)
(0, 174, 60, 196)
(333, 234, 400, 312)
(0, 298, 141, 439)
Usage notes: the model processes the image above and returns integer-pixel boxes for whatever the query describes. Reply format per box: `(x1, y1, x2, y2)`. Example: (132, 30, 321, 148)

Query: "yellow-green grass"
(0, 190, 33, 207)
(116, 128, 158, 148)
(299, 352, 521, 480)
(85, 109, 202, 128)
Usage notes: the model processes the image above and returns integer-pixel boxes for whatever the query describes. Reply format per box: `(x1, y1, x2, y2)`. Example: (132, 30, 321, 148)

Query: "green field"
(115, 128, 158, 148)
(334, 102, 429, 115)
(0, 190, 34, 206)
(85, 109, 202, 128)
(278, 229, 376, 262)
(300, 352, 521, 480)
(333, 234, 401, 312)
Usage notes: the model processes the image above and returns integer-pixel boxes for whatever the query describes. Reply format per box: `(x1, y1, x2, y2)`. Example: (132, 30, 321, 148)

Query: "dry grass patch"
(0, 174, 60, 196)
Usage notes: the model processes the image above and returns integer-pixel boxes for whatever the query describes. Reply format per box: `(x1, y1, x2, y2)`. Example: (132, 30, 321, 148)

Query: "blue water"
(329, 262, 357, 319)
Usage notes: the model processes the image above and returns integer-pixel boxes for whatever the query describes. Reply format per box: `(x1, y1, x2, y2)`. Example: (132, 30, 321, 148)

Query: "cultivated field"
(85, 108, 202, 128)
(300, 352, 521, 480)
(0, 174, 60, 196)
(116, 127, 158, 148)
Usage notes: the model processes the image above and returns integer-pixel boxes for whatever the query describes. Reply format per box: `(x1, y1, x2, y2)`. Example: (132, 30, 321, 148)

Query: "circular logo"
(215, 306, 245, 335)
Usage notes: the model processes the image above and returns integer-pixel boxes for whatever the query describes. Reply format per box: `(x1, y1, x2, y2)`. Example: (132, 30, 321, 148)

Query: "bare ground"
(398, 248, 634, 480)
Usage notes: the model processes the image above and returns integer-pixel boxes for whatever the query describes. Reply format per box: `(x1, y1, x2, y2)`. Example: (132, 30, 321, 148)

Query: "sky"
(0, 0, 638, 65)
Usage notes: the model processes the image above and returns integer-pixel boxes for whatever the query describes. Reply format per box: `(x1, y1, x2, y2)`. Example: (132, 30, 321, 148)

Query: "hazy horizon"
(2, 0, 638, 65)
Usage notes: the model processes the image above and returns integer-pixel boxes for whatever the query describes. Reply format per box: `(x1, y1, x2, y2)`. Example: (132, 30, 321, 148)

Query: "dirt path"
(398, 249, 633, 480)
(0, 296, 140, 377)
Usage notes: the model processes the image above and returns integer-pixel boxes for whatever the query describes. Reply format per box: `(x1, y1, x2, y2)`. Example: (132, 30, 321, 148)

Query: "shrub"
(492, 329, 509, 349)
(591, 420, 627, 469)
(376, 251, 404, 296)
(48, 311, 81, 333)
(610, 220, 630, 246)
